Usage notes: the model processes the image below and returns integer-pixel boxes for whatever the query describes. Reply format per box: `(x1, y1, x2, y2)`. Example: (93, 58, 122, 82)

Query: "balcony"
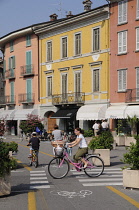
(52, 92, 85, 105)
(18, 93, 35, 104)
(20, 65, 34, 76)
(126, 89, 139, 103)
(6, 95, 16, 106)
(0, 96, 6, 106)
(5, 69, 15, 79)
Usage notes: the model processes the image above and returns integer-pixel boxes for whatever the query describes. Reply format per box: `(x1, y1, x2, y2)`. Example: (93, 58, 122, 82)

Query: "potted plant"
(122, 135, 139, 189)
(88, 131, 114, 166)
(0, 142, 18, 196)
(114, 120, 125, 146)
(125, 115, 138, 146)
(84, 129, 94, 145)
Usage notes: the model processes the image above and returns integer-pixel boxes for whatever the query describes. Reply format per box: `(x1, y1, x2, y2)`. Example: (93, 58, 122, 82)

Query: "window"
(136, 68, 139, 99)
(47, 76, 52, 97)
(26, 79, 32, 102)
(9, 56, 15, 77)
(75, 33, 81, 55)
(118, 31, 127, 54)
(137, 0, 139, 19)
(75, 72, 81, 93)
(26, 51, 32, 73)
(10, 81, 14, 103)
(118, 0, 127, 24)
(10, 41, 14, 52)
(61, 74, 67, 102)
(26, 35, 31, 47)
(93, 28, 100, 52)
(61, 37, 68, 58)
(47, 41, 52, 61)
(93, 69, 99, 92)
(136, 28, 139, 50)
(118, 69, 127, 91)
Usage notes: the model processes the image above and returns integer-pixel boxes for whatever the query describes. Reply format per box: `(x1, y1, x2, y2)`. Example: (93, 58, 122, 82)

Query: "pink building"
(106, 0, 139, 134)
(0, 26, 40, 135)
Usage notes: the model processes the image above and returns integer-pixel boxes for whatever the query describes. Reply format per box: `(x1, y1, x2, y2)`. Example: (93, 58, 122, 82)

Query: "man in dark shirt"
(27, 132, 40, 157)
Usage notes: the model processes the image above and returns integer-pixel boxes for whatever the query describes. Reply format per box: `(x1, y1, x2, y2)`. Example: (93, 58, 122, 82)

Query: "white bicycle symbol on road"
(50, 190, 93, 199)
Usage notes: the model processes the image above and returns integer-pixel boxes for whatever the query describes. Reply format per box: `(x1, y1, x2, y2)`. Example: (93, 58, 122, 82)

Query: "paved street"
(1, 136, 139, 210)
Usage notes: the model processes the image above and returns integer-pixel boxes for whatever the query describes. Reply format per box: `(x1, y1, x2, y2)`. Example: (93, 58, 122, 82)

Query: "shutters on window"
(75, 72, 81, 93)
(26, 35, 31, 46)
(118, 70, 127, 91)
(10, 41, 14, 52)
(118, 0, 127, 24)
(47, 41, 52, 61)
(47, 77, 52, 97)
(118, 31, 127, 54)
(10, 82, 14, 103)
(62, 74, 67, 101)
(136, 28, 139, 50)
(62, 37, 67, 58)
(93, 69, 99, 92)
(137, 0, 139, 18)
(136, 68, 139, 99)
(26, 51, 32, 73)
(26, 79, 32, 102)
(75, 33, 81, 55)
(93, 28, 100, 51)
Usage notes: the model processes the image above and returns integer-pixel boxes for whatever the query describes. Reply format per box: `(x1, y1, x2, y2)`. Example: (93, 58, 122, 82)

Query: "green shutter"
(26, 79, 32, 102)
(9, 57, 11, 69)
(13, 56, 15, 69)
(4, 60, 6, 72)
(26, 35, 31, 46)
(10, 82, 14, 103)
(26, 51, 32, 73)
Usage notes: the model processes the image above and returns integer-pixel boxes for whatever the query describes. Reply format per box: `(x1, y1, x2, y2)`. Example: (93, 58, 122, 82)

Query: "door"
(26, 51, 32, 73)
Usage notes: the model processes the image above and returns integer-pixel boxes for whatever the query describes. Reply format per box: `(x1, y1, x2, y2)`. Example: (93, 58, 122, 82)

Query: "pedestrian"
(92, 121, 101, 136)
(101, 119, 109, 131)
(51, 125, 63, 155)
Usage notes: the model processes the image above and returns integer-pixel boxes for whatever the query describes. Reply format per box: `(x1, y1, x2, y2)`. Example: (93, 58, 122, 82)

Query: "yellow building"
(34, 2, 110, 132)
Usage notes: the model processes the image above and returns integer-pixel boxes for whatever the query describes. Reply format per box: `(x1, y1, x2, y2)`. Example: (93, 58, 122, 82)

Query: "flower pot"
(114, 136, 125, 146)
(125, 137, 136, 147)
(123, 169, 139, 189)
(94, 149, 110, 166)
(0, 174, 11, 196)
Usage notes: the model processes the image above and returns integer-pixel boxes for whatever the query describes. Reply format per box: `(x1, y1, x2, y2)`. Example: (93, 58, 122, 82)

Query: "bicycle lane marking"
(16, 160, 37, 210)
(106, 186, 139, 209)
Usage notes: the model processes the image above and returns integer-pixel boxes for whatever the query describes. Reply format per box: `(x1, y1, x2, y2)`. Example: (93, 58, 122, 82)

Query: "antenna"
(50, 0, 66, 18)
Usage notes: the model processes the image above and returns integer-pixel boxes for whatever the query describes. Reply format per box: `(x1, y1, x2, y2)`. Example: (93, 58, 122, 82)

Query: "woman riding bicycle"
(68, 128, 88, 169)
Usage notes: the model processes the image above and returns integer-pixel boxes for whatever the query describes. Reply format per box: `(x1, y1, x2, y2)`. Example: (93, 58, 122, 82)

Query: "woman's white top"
(77, 134, 88, 148)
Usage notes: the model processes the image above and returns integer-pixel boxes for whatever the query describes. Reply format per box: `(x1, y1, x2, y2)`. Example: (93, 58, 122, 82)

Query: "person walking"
(101, 120, 109, 131)
(92, 121, 100, 136)
(51, 125, 63, 155)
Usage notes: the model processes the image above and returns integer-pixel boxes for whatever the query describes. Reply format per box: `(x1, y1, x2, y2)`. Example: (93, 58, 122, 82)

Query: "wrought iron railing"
(5, 69, 15, 79)
(18, 93, 35, 104)
(20, 65, 34, 76)
(0, 96, 6, 105)
(52, 92, 85, 105)
(5, 95, 16, 105)
(126, 88, 139, 102)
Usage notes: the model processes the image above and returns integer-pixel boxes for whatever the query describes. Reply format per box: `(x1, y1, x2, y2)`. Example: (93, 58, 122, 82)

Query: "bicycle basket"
(54, 146, 64, 156)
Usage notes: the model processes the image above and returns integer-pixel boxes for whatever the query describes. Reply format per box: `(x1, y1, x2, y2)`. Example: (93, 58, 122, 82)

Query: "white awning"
(0, 110, 16, 120)
(76, 104, 107, 120)
(14, 109, 38, 120)
(105, 105, 127, 119)
(125, 105, 139, 118)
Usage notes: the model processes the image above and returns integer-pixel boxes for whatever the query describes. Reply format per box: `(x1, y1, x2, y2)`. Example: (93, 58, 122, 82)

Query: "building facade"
(106, 0, 139, 134)
(35, 3, 110, 132)
(0, 27, 40, 135)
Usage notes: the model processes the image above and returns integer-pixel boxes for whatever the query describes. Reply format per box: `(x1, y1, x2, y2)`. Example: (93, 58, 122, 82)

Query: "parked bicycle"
(48, 144, 104, 179)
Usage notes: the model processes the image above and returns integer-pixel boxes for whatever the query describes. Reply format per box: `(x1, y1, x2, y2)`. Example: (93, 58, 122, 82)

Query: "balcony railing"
(126, 88, 139, 103)
(5, 69, 15, 79)
(20, 65, 34, 76)
(0, 96, 6, 105)
(5, 95, 16, 105)
(52, 92, 85, 105)
(18, 93, 35, 104)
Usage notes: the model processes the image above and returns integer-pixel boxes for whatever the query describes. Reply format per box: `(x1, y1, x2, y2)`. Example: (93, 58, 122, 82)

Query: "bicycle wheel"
(48, 157, 69, 179)
(33, 156, 38, 168)
(84, 155, 104, 177)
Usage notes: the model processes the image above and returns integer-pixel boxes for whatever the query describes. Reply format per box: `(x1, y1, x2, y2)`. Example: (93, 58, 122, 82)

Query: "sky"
(0, 0, 107, 38)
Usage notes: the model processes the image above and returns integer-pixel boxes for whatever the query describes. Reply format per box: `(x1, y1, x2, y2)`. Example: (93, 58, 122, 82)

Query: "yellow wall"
(40, 18, 110, 105)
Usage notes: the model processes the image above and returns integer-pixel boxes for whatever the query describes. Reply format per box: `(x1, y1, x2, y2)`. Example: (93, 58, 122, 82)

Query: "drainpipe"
(36, 34, 40, 102)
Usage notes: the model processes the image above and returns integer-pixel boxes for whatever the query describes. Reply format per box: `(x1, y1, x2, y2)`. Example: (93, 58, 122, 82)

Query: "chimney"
(66, 11, 74, 18)
(83, 0, 92, 12)
(49, 13, 58, 21)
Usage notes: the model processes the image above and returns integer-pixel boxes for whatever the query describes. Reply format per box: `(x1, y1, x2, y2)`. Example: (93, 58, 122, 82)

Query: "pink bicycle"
(48, 145, 104, 179)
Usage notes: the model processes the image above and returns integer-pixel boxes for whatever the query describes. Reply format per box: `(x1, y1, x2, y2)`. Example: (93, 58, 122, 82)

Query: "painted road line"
(76, 175, 123, 178)
(83, 183, 123, 187)
(28, 192, 36, 210)
(30, 174, 46, 176)
(72, 171, 122, 175)
(11, 170, 25, 173)
(30, 181, 49, 184)
(30, 185, 50, 189)
(79, 178, 123, 182)
(30, 171, 46, 173)
(107, 186, 139, 209)
(30, 177, 48, 180)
